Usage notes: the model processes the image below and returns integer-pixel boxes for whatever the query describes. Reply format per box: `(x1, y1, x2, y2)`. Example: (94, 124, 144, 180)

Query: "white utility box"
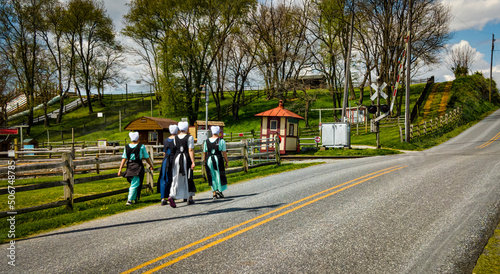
(321, 122, 351, 148)
(197, 130, 210, 145)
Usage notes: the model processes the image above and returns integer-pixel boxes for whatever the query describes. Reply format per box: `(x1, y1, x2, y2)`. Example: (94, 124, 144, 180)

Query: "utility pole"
(405, 0, 412, 142)
(342, 12, 355, 122)
(490, 34, 495, 102)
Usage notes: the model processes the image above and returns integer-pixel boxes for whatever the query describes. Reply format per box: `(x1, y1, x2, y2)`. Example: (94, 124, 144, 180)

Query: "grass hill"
(7, 74, 499, 151)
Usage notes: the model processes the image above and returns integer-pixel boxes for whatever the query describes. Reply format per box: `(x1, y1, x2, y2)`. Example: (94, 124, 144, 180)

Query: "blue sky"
(104, 0, 499, 93)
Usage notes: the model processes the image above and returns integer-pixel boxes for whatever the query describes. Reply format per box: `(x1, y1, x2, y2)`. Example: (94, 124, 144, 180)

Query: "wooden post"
(201, 149, 207, 181)
(274, 135, 280, 166)
(14, 139, 18, 159)
(146, 145, 154, 193)
(242, 139, 249, 172)
(49, 145, 52, 159)
(62, 152, 74, 210)
(96, 153, 100, 174)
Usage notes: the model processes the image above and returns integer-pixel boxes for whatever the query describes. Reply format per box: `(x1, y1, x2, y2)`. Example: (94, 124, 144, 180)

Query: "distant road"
(2, 109, 500, 273)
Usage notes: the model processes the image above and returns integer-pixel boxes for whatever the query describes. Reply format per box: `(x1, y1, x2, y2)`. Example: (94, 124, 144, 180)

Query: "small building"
(124, 116, 178, 145)
(189, 120, 226, 142)
(23, 138, 39, 149)
(255, 100, 304, 154)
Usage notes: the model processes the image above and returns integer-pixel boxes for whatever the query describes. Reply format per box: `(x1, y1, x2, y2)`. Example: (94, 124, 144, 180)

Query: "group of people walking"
(118, 122, 229, 207)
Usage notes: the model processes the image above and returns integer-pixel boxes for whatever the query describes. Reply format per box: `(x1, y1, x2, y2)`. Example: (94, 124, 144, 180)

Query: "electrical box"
(197, 130, 210, 145)
(321, 122, 351, 148)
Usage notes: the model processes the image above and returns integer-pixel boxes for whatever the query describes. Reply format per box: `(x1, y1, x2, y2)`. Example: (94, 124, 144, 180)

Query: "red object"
(314, 136, 321, 143)
(238, 133, 243, 137)
(0, 128, 18, 135)
(254, 100, 304, 119)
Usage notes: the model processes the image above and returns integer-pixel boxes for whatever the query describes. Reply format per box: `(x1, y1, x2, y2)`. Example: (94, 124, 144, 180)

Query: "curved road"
(3, 110, 500, 273)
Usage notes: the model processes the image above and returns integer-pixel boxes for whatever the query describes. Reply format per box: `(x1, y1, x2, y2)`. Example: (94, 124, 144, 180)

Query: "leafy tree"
(124, 0, 256, 124)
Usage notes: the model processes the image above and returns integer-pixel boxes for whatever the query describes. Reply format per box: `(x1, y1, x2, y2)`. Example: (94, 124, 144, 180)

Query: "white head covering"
(169, 124, 178, 135)
(210, 126, 220, 135)
(129, 131, 139, 142)
(178, 121, 189, 132)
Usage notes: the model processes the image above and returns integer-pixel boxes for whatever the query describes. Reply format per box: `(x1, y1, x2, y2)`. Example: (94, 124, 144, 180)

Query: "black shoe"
(213, 194, 218, 201)
(187, 199, 195, 205)
(216, 191, 224, 198)
(161, 199, 168, 206)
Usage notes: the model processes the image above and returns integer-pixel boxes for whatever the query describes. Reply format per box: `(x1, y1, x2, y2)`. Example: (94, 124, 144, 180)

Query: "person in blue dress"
(203, 126, 229, 200)
(157, 125, 178, 207)
(118, 131, 154, 205)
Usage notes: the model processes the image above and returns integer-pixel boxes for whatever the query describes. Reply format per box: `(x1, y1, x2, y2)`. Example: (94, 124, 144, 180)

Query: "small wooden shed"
(124, 116, 178, 145)
(189, 120, 226, 141)
(255, 100, 304, 154)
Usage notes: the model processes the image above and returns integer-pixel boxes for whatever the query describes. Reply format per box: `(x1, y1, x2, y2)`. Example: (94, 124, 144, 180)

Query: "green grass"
(473, 222, 500, 273)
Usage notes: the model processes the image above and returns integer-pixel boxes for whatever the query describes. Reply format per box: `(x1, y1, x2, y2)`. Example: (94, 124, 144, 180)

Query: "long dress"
(157, 138, 176, 199)
(122, 143, 149, 201)
(203, 137, 228, 193)
(169, 134, 196, 200)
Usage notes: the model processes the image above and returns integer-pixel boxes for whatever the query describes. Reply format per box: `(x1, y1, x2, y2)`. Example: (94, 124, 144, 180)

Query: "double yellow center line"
(476, 131, 500, 149)
(122, 165, 406, 274)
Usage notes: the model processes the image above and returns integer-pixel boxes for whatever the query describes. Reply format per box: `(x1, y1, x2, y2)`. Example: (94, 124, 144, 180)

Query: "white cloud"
(441, 0, 500, 31)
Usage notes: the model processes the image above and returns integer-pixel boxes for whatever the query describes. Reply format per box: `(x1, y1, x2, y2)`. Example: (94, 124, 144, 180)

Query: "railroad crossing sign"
(314, 136, 321, 143)
(370, 82, 388, 101)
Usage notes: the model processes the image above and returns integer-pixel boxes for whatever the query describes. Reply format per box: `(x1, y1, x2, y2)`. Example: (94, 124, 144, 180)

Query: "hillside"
(8, 74, 499, 151)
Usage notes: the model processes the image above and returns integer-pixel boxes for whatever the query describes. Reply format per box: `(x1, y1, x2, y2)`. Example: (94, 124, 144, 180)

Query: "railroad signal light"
(380, 104, 390, 113)
(367, 105, 377, 114)
(367, 105, 390, 115)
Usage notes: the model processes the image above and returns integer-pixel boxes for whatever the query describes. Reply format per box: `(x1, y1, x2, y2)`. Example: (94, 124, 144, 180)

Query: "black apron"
(174, 135, 196, 194)
(205, 138, 227, 187)
(124, 143, 145, 200)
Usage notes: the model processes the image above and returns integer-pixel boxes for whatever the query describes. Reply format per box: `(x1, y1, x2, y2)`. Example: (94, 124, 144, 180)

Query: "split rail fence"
(409, 107, 462, 140)
(0, 137, 280, 218)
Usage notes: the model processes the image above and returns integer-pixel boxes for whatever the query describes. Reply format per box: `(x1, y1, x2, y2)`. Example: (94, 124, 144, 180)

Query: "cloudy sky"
(103, 0, 500, 92)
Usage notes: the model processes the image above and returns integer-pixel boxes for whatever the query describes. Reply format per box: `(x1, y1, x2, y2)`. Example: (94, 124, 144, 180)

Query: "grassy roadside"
(0, 162, 319, 242)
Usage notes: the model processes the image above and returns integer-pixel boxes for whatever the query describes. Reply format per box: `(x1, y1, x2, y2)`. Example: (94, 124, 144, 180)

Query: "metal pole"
(202, 85, 208, 129)
(405, 0, 413, 142)
(490, 34, 495, 102)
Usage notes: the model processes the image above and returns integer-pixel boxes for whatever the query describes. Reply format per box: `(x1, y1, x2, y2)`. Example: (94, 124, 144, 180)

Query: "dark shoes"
(216, 191, 224, 199)
(187, 198, 195, 205)
(161, 199, 168, 206)
(168, 197, 177, 208)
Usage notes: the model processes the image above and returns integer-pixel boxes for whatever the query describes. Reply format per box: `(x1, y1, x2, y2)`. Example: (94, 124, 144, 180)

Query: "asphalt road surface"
(3, 109, 500, 273)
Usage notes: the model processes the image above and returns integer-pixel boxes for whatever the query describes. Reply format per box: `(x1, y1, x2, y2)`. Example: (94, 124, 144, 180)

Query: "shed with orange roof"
(255, 100, 304, 154)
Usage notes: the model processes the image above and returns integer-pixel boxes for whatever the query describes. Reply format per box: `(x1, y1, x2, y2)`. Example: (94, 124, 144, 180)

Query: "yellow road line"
(123, 165, 406, 273)
(142, 165, 406, 273)
(121, 165, 402, 274)
(476, 131, 500, 149)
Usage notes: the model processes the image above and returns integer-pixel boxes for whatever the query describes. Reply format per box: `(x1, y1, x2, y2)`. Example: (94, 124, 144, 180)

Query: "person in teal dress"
(203, 126, 229, 200)
(118, 131, 154, 205)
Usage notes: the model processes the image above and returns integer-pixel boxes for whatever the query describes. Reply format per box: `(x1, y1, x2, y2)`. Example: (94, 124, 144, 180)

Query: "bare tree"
(249, 0, 312, 101)
(66, 0, 116, 114)
(0, 60, 15, 127)
(91, 43, 124, 106)
(445, 41, 477, 78)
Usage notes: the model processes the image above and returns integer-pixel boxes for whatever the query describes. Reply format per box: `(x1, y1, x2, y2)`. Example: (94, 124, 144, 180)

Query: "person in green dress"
(203, 126, 229, 200)
(118, 131, 154, 205)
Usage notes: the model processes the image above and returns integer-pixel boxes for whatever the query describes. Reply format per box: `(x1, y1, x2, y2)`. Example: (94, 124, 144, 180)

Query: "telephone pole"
(405, 0, 413, 142)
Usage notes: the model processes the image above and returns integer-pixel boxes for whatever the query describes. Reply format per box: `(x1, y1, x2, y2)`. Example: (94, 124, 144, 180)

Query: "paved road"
(3, 110, 500, 273)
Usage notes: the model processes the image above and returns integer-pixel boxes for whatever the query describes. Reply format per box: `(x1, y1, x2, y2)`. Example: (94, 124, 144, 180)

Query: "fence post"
(242, 139, 249, 172)
(274, 135, 281, 166)
(62, 152, 74, 210)
(146, 145, 154, 193)
(96, 153, 100, 174)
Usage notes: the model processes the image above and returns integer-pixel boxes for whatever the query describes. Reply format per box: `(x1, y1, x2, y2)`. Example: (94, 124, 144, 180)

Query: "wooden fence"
(409, 107, 462, 140)
(0, 137, 280, 218)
